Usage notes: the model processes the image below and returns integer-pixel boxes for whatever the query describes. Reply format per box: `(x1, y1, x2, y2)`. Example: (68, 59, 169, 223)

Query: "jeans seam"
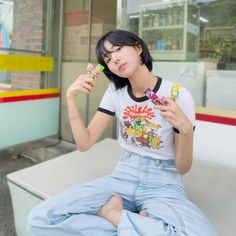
(132, 157, 143, 203)
(157, 200, 186, 235)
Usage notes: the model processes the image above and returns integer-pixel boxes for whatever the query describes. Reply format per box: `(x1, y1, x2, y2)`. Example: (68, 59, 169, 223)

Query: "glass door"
(61, 0, 117, 142)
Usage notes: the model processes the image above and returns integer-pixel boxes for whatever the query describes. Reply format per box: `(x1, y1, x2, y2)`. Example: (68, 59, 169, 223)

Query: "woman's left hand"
(155, 97, 193, 135)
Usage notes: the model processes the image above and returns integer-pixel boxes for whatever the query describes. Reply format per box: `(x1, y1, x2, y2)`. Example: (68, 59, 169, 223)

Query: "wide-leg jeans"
(28, 151, 217, 236)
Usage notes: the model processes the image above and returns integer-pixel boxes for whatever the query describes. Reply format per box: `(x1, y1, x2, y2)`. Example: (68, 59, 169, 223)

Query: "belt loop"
(123, 150, 131, 157)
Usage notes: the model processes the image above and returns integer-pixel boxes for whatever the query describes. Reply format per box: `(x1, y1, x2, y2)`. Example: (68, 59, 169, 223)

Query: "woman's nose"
(111, 52, 120, 63)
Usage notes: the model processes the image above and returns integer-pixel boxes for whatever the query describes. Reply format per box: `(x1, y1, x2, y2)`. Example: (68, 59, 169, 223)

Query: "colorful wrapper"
(86, 63, 105, 79)
(171, 83, 181, 102)
(144, 88, 166, 106)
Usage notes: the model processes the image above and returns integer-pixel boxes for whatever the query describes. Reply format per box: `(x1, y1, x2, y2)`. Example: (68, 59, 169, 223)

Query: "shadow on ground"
(0, 152, 35, 236)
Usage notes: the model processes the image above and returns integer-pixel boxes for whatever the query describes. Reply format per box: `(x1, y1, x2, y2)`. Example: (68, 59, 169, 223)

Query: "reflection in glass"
(121, 0, 236, 111)
(0, 0, 60, 91)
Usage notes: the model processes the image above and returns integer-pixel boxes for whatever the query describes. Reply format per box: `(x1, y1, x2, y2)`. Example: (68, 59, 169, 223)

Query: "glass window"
(61, 0, 117, 142)
(0, 0, 61, 150)
(0, 0, 13, 91)
(61, 0, 91, 142)
(197, 0, 236, 111)
(0, 0, 13, 50)
(0, 0, 60, 92)
(118, 0, 236, 113)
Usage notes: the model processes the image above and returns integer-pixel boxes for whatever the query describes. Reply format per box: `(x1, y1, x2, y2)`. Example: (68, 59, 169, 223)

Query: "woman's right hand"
(66, 74, 97, 99)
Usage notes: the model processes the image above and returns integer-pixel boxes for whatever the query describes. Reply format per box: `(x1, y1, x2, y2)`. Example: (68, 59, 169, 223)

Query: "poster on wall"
(0, 23, 10, 49)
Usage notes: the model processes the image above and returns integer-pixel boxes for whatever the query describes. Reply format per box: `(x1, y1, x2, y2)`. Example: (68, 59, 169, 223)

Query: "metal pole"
(57, 0, 64, 140)
(44, 0, 53, 88)
(85, 0, 93, 126)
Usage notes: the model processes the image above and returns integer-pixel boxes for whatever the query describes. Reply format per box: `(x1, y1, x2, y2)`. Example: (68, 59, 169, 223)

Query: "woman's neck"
(129, 65, 157, 98)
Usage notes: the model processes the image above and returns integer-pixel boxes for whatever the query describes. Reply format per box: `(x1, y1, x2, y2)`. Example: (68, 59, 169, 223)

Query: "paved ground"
(0, 140, 76, 236)
(0, 151, 34, 236)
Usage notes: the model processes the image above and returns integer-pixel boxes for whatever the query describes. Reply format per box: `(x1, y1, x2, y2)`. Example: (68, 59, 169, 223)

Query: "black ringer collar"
(127, 76, 162, 102)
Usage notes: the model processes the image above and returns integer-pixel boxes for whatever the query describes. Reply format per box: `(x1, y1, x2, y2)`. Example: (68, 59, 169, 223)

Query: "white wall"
(194, 120, 236, 167)
(206, 70, 236, 110)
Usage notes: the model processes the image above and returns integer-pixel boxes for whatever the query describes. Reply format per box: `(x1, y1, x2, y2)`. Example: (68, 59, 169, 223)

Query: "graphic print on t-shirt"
(120, 104, 163, 149)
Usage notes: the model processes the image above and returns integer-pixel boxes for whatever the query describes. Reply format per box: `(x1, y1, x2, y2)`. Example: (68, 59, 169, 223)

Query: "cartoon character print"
(120, 104, 163, 149)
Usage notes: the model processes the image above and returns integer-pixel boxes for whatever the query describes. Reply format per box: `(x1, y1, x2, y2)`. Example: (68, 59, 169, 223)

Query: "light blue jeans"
(28, 151, 217, 236)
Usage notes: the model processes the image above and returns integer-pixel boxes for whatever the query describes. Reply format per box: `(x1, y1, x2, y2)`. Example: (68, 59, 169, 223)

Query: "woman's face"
(103, 40, 142, 78)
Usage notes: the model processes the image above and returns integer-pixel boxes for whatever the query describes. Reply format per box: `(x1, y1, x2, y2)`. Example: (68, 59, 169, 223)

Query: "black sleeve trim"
(173, 125, 195, 133)
(97, 107, 115, 116)
(173, 127, 180, 133)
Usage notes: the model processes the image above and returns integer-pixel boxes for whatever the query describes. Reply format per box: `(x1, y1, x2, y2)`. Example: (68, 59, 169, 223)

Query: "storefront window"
(61, 0, 117, 142)
(0, 0, 13, 91)
(0, 0, 61, 149)
(89, 0, 117, 138)
(0, 0, 60, 92)
(119, 0, 236, 112)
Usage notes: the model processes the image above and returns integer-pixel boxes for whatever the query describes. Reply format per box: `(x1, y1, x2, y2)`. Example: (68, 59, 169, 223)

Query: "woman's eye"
(106, 58, 111, 64)
(116, 46, 123, 52)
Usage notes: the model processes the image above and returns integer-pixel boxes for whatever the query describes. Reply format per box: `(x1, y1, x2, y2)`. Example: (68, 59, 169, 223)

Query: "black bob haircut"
(96, 30, 153, 89)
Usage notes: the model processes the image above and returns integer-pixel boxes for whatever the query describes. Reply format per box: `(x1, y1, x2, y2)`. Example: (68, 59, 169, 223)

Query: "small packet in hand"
(144, 88, 166, 106)
(86, 63, 105, 79)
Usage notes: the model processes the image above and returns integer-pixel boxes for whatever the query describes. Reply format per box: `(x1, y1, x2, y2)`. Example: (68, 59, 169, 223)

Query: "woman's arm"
(156, 97, 194, 175)
(174, 124, 193, 175)
(66, 74, 112, 151)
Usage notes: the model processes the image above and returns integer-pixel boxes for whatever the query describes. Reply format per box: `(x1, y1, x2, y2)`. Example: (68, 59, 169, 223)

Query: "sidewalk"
(0, 140, 76, 236)
(0, 151, 34, 236)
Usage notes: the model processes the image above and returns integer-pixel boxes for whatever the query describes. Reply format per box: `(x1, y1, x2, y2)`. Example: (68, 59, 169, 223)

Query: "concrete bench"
(7, 138, 236, 236)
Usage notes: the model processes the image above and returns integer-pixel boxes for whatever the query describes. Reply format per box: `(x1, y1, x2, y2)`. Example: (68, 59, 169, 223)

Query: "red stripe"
(0, 93, 59, 103)
(196, 113, 236, 126)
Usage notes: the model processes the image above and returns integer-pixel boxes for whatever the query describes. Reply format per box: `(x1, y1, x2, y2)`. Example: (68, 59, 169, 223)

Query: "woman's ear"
(135, 44, 142, 55)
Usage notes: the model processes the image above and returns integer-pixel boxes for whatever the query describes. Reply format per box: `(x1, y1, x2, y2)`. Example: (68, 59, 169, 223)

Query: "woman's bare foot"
(96, 196, 123, 226)
(139, 210, 149, 217)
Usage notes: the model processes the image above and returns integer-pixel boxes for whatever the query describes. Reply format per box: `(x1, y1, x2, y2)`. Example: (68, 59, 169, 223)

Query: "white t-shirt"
(98, 77, 195, 160)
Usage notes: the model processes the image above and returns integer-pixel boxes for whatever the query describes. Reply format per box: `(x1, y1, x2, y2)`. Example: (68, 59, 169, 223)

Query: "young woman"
(28, 30, 217, 236)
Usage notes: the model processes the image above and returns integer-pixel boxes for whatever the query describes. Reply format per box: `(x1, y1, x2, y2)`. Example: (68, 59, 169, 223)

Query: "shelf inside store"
(142, 25, 184, 31)
(149, 49, 183, 53)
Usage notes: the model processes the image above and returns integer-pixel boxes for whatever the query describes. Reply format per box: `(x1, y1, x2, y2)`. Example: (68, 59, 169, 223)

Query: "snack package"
(86, 63, 105, 79)
(144, 88, 166, 106)
(171, 83, 181, 102)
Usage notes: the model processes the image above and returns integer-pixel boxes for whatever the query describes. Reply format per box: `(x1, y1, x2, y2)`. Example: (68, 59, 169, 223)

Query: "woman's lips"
(119, 63, 127, 71)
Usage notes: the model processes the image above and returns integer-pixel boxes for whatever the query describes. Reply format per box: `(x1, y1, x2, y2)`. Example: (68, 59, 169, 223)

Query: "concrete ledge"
(7, 138, 236, 236)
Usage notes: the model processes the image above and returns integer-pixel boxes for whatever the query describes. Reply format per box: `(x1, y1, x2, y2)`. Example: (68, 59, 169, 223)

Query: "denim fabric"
(28, 151, 217, 236)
